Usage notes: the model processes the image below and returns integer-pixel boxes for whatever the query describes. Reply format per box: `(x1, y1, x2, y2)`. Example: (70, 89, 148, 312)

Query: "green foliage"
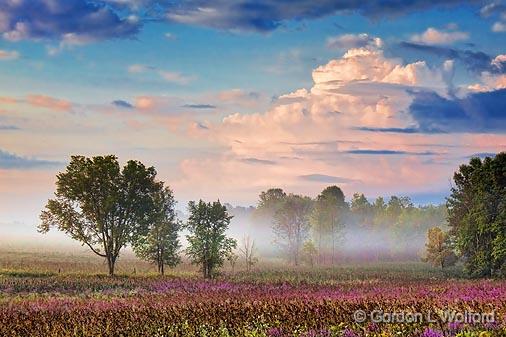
(132, 185, 181, 275)
(185, 200, 237, 278)
(447, 152, 506, 277)
(39, 155, 160, 275)
(254, 188, 288, 225)
(273, 194, 313, 265)
(310, 186, 348, 264)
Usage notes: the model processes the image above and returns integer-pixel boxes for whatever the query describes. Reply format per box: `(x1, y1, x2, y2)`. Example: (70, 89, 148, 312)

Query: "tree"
(254, 188, 287, 224)
(39, 155, 160, 275)
(302, 240, 317, 267)
(447, 152, 506, 277)
(350, 193, 373, 227)
(423, 227, 456, 269)
(185, 200, 237, 278)
(273, 194, 313, 266)
(310, 186, 348, 264)
(239, 235, 258, 272)
(132, 185, 181, 275)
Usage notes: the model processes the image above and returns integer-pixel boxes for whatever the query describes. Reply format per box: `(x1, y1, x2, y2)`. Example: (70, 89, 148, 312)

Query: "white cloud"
(492, 21, 506, 32)
(411, 27, 469, 45)
(0, 49, 19, 60)
(159, 71, 195, 85)
(326, 33, 382, 50)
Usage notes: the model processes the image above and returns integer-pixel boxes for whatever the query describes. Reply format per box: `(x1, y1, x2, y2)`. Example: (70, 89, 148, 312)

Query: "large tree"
(132, 185, 181, 275)
(447, 152, 506, 277)
(274, 194, 313, 266)
(39, 155, 160, 275)
(185, 200, 237, 278)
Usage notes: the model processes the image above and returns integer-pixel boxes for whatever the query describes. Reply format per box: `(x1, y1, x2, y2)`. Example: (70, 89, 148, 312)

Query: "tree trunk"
(160, 261, 165, 275)
(107, 256, 116, 276)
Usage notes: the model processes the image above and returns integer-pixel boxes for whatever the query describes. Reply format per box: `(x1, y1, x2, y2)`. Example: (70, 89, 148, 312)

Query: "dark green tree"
(447, 152, 506, 277)
(39, 155, 159, 275)
(132, 185, 180, 275)
(185, 200, 237, 278)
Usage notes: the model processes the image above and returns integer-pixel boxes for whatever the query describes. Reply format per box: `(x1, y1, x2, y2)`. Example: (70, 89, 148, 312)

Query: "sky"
(0, 0, 506, 237)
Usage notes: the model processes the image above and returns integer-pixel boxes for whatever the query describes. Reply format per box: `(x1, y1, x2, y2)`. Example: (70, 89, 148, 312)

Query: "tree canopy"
(39, 155, 160, 275)
(447, 152, 506, 277)
(185, 200, 237, 278)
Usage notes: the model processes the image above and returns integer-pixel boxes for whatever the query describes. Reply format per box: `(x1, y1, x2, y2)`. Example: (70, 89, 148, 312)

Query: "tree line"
(40, 153, 505, 278)
(40, 155, 236, 277)
(254, 187, 447, 265)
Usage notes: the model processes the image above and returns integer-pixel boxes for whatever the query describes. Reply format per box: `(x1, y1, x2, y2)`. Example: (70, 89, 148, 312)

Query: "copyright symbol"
(353, 310, 367, 323)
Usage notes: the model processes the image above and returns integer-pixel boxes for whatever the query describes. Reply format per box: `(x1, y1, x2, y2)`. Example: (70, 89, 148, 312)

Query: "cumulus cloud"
(411, 27, 469, 45)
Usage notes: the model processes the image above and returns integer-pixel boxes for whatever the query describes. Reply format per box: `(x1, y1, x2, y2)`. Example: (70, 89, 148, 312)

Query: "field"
(0, 249, 505, 337)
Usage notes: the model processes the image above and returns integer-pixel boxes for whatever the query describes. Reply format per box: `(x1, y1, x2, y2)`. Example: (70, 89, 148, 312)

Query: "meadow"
(0, 249, 504, 337)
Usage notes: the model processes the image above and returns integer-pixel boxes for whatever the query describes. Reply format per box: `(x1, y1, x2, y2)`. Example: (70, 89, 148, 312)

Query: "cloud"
(164, 0, 478, 33)
(410, 27, 469, 45)
(0, 49, 19, 60)
(0, 124, 19, 130)
(408, 88, 506, 133)
(326, 33, 382, 50)
(0, 0, 140, 42)
(240, 157, 276, 165)
(480, 2, 506, 32)
(299, 174, 354, 183)
(345, 149, 437, 155)
(400, 42, 501, 74)
(492, 21, 506, 32)
(354, 126, 422, 134)
(112, 100, 134, 109)
(164, 32, 177, 40)
(159, 71, 195, 85)
(0, 149, 61, 170)
(26, 95, 72, 112)
(182, 104, 217, 109)
(128, 64, 154, 73)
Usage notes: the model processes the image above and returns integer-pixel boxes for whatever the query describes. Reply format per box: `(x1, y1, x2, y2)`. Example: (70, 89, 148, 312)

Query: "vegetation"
(0, 267, 503, 337)
(423, 227, 456, 269)
(4, 152, 502, 336)
(132, 185, 181, 275)
(185, 200, 237, 278)
(448, 153, 506, 277)
(39, 155, 161, 275)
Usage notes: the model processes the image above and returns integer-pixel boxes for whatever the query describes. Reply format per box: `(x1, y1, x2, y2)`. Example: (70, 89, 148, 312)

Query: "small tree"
(424, 227, 456, 269)
(239, 235, 258, 272)
(185, 200, 237, 278)
(132, 185, 181, 275)
(302, 240, 317, 267)
(39, 155, 159, 276)
(227, 252, 239, 274)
